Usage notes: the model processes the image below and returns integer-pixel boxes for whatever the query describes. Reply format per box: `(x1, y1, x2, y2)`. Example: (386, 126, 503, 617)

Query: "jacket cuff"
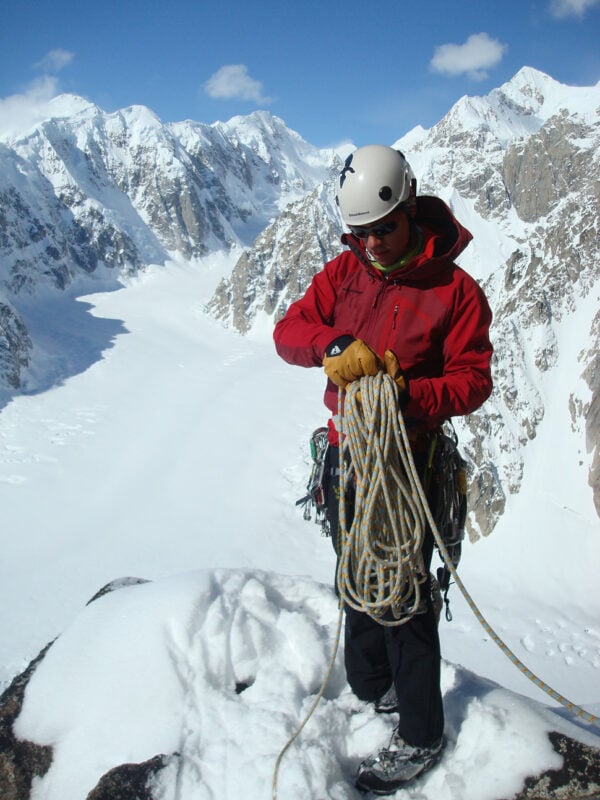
(325, 335, 355, 357)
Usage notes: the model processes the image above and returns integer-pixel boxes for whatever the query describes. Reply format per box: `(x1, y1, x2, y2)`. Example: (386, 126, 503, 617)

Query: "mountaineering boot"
(355, 733, 445, 795)
(374, 684, 399, 714)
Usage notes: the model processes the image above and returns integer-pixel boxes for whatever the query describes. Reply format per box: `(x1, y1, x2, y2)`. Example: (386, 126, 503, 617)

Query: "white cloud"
(430, 33, 507, 81)
(0, 76, 60, 139)
(549, 0, 600, 17)
(204, 64, 272, 104)
(33, 48, 75, 74)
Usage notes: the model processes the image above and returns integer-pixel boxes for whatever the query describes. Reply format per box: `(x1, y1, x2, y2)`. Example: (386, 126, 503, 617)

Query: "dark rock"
(0, 643, 54, 800)
(507, 731, 600, 800)
(86, 577, 151, 605)
(86, 754, 172, 800)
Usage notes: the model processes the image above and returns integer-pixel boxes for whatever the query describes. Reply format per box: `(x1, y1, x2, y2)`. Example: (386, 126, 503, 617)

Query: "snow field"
(15, 568, 581, 800)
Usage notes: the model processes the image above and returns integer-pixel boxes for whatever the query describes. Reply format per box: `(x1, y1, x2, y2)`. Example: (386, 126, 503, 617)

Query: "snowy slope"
(13, 569, 598, 800)
(1, 256, 599, 799)
(1, 66, 599, 798)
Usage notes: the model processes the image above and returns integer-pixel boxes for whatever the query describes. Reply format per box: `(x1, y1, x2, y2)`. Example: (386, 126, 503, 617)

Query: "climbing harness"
(296, 426, 330, 537)
(273, 372, 598, 799)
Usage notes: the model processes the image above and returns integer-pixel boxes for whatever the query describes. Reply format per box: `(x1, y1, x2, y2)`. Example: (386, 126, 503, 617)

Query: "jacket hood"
(340, 195, 473, 283)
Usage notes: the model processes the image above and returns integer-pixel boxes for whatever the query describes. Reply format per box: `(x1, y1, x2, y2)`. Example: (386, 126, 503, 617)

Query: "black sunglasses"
(348, 220, 398, 239)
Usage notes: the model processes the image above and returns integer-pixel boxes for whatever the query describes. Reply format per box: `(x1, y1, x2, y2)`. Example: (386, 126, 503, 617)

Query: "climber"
(273, 144, 493, 794)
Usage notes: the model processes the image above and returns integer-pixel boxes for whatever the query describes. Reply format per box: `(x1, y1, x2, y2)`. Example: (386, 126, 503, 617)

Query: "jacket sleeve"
(273, 256, 354, 367)
(404, 277, 493, 421)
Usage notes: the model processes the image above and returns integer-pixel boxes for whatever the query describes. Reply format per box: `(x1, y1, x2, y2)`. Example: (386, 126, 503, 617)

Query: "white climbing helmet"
(336, 145, 416, 226)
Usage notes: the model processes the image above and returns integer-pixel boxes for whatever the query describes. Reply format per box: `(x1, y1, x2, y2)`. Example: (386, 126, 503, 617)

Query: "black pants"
(325, 445, 444, 747)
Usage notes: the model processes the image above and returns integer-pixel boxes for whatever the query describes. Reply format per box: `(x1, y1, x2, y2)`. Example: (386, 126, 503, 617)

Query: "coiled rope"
(272, 372, 598, 798)
(339, 373, 598, 726)
(337, 372, 429, 625)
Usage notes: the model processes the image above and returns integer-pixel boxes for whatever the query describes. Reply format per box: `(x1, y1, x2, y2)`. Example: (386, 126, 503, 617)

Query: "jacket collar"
(340, 195, 472, 282)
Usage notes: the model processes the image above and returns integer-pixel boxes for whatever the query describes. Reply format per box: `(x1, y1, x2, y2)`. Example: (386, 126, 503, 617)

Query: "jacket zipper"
(372, 281, 386, 309)
(361, 279, 385, 348)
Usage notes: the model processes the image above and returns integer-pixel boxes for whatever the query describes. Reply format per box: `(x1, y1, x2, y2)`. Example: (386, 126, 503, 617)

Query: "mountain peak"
(491, 65, 600, 122)
(0, 92, 99, 142)
(421, 66, 600, 148)
(214, 109, 303, 149)
(46, 92, 99, 119)
(505, 65, 559, 91)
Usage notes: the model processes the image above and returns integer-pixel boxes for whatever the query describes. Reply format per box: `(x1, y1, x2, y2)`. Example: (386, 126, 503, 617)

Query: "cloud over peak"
(430, 33, 507, 81)
(204, 64, 272, 105)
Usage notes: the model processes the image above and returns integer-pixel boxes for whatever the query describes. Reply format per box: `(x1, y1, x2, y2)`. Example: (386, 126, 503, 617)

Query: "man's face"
(350, 207, 411, 267)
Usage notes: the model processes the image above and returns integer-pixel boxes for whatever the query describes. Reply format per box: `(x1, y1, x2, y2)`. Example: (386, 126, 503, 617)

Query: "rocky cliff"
(207, 67, 600, 537)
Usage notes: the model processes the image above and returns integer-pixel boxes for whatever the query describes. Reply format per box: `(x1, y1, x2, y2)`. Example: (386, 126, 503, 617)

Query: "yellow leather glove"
(384, 350, 409, 394)
(323, 337, 382, 389)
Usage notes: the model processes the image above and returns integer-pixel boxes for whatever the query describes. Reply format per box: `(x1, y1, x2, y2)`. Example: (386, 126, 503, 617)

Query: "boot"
(355, 732, 444, 794)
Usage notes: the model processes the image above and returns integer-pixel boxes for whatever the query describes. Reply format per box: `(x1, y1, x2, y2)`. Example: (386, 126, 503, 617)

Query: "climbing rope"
(337, 372, 429, 625)
(339, 373, 599, 726)
(271, 603, 344, 800)
(273, 372, 597, 798)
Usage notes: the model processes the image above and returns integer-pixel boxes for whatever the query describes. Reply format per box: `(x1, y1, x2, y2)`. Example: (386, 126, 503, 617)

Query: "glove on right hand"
(383, 350, 408, 394)
(323, 337, 382, 389)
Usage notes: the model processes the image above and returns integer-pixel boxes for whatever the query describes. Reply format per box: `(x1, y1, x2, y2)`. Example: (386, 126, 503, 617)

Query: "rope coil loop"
(337, 372, 428, 625)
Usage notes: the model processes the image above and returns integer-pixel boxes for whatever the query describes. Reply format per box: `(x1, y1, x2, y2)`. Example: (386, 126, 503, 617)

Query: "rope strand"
(272, 372, 597, 798)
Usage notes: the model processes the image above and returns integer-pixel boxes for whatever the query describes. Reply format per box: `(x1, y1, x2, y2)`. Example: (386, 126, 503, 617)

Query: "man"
(273, 145, 493, 793)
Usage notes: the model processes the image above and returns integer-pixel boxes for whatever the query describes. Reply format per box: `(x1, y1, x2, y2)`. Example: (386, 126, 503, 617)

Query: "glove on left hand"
(323, 337, 382, 389)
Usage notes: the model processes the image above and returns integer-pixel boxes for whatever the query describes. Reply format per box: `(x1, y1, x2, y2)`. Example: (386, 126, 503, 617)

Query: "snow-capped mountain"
(1, 66, 598, 537)
(1, 68, 600, 799)
(0, 99, 341, 400)
(207, 66, 600, 539)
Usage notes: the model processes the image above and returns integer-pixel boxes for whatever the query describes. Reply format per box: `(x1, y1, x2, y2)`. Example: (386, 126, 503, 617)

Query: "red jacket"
(273, 196, 493, 432)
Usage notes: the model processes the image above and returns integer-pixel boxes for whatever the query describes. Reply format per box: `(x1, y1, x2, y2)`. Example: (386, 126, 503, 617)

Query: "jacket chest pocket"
(384, 294, 446, 373)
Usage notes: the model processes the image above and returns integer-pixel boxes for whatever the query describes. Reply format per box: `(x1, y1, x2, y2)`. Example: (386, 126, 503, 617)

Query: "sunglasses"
(348, 220, 398, 239)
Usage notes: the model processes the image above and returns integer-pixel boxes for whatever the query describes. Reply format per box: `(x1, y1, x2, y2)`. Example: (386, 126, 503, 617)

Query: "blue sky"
(1, 0, 599, 147)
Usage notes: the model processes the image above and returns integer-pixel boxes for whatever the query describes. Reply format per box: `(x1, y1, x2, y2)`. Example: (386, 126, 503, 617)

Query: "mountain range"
(1, 66, 599, 800)
(0, 66, 598, 541)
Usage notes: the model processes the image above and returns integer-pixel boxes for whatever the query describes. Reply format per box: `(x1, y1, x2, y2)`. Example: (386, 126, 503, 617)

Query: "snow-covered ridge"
(8, 569, 600, 800)
(400, 66, 600, 149)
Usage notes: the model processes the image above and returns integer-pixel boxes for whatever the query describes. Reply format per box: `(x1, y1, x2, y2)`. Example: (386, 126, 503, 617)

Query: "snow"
(394, 67, 600, 151)
(9, 570, 568, 800)
(1, 253, 599, 798)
